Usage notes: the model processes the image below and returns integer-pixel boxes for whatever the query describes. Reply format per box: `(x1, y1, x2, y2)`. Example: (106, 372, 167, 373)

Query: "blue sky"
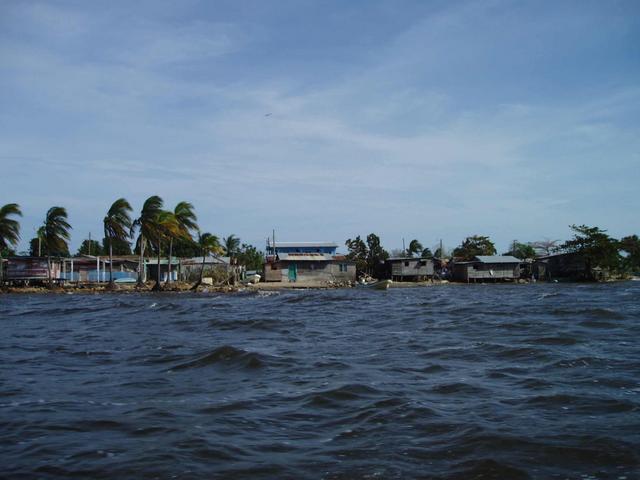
(1, 0, 639, 254)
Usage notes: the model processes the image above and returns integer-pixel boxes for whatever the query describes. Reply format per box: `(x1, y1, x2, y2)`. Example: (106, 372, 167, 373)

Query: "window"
(404, 261, 410, 267)
(339, 264, 348, 272)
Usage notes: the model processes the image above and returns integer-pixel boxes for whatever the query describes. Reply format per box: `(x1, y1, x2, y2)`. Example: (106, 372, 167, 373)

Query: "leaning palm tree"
(408, 239, 423, 257)
(151, 210, 181, 291)
(42, 206, 72, 287)
(0, 203, 22, 283)
(103, 198, 133, 288)
(223, 234, 241, 261)
(132, 196, 163, 287)
(166, 201, 198, 285)
(191, 232, 222, 290)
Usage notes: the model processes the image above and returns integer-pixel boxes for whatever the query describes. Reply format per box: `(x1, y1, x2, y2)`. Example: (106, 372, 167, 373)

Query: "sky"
(1, 0, 639, 255)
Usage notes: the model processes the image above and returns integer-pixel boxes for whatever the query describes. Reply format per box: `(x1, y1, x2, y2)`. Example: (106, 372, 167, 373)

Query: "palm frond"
(0, 203, 22, 249)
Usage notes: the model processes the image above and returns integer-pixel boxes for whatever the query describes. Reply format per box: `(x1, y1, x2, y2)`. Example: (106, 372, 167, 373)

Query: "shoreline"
(2, 277, 633, 295)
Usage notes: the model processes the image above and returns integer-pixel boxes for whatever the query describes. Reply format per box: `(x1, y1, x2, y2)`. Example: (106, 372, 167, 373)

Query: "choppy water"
(1, 283, 639, 479)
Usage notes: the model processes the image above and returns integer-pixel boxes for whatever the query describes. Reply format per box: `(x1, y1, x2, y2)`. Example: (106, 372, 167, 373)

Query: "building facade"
(386, 257, 434, 281)
(452, 255, 521, 283)
(264, 242, 355, 284)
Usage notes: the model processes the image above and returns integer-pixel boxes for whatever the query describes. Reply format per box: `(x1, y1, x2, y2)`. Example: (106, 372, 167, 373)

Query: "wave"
(527, 336, 578, 346)
(552, 307, 625, 320)
(430, 382, 489, 395)
(168, 345, 284, 371)
(445, 458, 531, 480)
(302, 384, 382, 408)
(519, 394, 638, 413)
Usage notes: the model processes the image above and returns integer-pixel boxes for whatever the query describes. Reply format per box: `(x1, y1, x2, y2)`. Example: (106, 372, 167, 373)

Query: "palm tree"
(0, 203, 22, 283)
(223, 234, 240, 261)
(151, 210, 181, 291)
(192, 232, 222, 290)
(132, 196, 163, 287)
(166, 201, 198, 285)
(103, 198, 133, 288)
(42, 207, 72, 287)
(408, 239, 423, 257)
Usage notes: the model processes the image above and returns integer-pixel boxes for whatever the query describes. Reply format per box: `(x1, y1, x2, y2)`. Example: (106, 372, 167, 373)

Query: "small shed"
(452, 255, 521, 283)
(386, 257, 434, 281)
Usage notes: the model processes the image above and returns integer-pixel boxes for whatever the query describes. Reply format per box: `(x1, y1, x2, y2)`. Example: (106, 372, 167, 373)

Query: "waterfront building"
(3, 257, 60, 285)
(451, 255, 521, 283)
(264, 241, 355, 284)
(386, 257, 434, 281)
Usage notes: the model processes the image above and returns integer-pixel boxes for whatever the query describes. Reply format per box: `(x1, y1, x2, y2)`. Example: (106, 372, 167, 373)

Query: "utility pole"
(88, 232, 92, 256)
(402, 238, 406, 256)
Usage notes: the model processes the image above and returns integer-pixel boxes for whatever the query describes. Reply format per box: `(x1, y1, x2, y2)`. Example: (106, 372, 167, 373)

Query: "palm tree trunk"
(153, 241, 162, 291)
(137, 235, 145, 287)
(166, 238, 173, 285)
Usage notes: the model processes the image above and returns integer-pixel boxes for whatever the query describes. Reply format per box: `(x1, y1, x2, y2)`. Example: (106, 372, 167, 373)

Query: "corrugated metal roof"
(475, 255, 521, 263)
(182, 256, 230, 265)
(278, 253, 333, 261)
(272, 242, 338, 248)
(388, 257, 432, 261)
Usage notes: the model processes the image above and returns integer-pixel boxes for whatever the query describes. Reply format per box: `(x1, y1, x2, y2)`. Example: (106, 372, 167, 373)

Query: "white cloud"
(1, 1, 638, 252)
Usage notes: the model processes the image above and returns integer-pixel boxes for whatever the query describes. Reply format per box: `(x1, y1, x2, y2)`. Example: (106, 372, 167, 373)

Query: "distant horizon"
(2, 1, 639, 255)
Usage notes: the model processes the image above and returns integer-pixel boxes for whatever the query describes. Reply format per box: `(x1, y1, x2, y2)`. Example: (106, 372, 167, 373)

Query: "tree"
(171, 236, 200, 258)
(102, 237, 131, 256)
(0, 203, 22, 283)
(103, 198, 133, 287)
(421, 247, 433, 258)
(132, 196, 163, 286)
(619, 235, 640, 273)
(345, 236, 368, 274)
(166, 202, 198, 285)
(366, 233, 389, 278)
(151, 210, 181, 291)
(192, 232, 223, 289)
(433, 244, 449, 259)
(530, 238, 560, 256)
(504, 241, 536, 260)
(77, 239, 104, 256)
(237, 243, 264, 271)
(407, 239, 423, 257)
(223, 234, 241, 262)
(41, 207, 72, 286)
(560, 225, 621, 279)
(453, 235, 497, 261)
